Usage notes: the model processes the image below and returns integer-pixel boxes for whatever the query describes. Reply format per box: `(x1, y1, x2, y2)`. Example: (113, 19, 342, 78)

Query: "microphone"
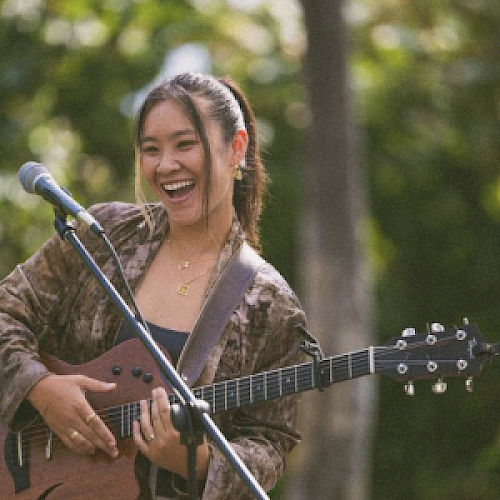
(19, 162, 104, 235)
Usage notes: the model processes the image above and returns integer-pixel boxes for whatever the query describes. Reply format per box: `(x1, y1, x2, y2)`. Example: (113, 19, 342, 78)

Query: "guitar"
(1, 322, 496, 499)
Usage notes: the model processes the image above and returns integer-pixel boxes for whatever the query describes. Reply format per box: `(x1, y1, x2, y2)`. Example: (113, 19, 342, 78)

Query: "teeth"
(163, 180, 194, 191)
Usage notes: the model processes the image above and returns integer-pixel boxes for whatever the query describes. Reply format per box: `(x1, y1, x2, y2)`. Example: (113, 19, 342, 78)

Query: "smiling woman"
(0, 72, 307, 500)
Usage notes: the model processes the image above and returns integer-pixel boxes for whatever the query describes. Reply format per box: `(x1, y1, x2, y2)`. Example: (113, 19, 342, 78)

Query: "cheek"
(140, 155, 155, 176)
(140, 157, 159, 190)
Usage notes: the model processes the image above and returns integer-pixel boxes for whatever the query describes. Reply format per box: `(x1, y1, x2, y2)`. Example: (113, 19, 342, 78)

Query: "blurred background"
(2, 1, 500, 499)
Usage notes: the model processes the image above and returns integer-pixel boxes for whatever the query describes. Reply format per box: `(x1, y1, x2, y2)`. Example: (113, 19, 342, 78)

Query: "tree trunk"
(285, 1, 374, 499)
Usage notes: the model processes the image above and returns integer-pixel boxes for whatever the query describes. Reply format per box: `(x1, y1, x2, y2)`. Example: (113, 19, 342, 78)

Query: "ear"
(231, 129, 249, 166)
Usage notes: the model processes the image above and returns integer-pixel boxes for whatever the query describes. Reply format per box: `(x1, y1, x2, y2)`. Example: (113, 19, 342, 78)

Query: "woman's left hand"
(133, 387, 210, 481)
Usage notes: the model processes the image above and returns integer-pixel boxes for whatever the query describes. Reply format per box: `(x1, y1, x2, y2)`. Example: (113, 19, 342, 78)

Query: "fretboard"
(108, 347, 375, 439)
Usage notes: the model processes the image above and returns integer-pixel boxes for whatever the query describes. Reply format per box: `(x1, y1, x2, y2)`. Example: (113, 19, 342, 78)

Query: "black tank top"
(116, 320, 188, 363)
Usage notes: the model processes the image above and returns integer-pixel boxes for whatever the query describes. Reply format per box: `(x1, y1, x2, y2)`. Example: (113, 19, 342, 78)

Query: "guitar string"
(15, 355, 458, 453)
(14, 342, 461, 452)
(13, 334, 464, 450)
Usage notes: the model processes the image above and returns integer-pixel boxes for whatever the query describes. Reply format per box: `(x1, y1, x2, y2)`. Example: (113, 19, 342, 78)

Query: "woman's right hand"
(27, 374, 119, 458)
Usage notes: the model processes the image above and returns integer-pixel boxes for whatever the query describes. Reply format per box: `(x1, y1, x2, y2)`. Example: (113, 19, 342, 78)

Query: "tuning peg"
(401, 327, 416, 337)
(432, 378, 447, 395)
(430, 323, 445, 333)
(465, 377, 474, 393)
(404, 381, 415, 396)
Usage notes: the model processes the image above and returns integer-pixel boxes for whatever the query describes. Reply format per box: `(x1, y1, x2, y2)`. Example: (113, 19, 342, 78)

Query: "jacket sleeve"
(201, 268, 307, 499)
(0, 202, 146, 428)
(0, 232, 77, 427)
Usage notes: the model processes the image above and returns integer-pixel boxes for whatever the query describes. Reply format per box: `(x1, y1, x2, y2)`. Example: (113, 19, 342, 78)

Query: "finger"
(65, 428, 96, 456)
(133, 419, 150, 453)
(152, 387, 171, 427)
(139, 399, 155, 440)
(77, 376, 116, 393)
(133, 401, 156, 455)
(79, 410, 118, 458)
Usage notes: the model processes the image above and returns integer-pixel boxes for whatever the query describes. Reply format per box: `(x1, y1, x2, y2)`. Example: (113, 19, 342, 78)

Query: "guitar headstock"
(379, 322, 496, 395)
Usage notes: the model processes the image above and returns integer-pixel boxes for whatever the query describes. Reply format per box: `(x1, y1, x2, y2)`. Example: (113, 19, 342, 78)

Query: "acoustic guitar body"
(1, 339, 171, 500)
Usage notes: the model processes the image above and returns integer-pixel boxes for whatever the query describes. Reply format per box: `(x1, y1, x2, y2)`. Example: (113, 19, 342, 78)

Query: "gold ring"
(69, 429, 79, 440)
(85, 412, 97, 424)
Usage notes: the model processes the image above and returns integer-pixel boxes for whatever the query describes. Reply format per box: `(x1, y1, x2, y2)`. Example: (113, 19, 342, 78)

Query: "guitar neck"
(177, 347, 375, 414)
(95, 347, 376, 441)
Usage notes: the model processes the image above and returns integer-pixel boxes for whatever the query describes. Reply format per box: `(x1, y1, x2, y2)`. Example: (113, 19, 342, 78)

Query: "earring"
(234, 164, 243, 181)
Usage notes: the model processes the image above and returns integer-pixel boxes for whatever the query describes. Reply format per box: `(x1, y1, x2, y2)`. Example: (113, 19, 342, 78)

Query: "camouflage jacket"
(0, 202, 306, 499)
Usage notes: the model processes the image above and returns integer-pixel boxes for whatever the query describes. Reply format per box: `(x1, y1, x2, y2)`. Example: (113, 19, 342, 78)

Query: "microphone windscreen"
(19, 162, 49, 193)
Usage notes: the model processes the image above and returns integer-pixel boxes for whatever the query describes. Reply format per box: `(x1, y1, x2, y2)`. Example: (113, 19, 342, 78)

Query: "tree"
(285, 1, 374, 499)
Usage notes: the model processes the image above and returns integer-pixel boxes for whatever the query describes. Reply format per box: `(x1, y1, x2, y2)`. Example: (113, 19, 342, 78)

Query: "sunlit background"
(2, 1, 500, 499)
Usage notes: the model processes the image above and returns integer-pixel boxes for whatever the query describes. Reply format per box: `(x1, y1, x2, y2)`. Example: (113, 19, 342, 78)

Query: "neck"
(167, 217, 231, 261)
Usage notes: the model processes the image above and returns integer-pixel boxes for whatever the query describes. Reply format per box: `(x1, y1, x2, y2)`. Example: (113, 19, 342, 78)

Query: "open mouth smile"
(162, 180, 195, 198)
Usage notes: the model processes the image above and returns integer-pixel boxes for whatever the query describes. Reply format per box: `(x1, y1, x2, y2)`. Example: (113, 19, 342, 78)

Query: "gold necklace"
(177, 264, 214, 296)
(167, 239, 218, 296)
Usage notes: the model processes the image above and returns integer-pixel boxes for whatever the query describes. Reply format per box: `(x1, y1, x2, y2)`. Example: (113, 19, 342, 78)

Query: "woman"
(0, 73, 306, 499)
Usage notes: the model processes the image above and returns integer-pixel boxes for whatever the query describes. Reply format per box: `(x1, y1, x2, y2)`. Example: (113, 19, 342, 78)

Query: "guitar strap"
(176, 240, 265, 388)
(149, 240, 265, 499)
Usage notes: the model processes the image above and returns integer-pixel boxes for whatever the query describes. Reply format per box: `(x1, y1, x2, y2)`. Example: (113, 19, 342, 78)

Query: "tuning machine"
(404, 380, 415, 396)
(465, 377, 474, 393)
(432, 378, 447, 395)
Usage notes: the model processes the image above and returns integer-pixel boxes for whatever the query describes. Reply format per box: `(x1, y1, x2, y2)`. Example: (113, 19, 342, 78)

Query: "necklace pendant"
(178, 283, 189, 296)
(179, 261, 190, 271)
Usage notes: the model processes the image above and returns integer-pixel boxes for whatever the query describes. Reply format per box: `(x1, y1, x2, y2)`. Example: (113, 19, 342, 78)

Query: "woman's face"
(139, 96, 247, 231)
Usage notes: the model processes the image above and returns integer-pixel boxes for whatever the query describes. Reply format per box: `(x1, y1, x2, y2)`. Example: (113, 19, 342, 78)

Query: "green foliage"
(5, 0, 500, 498)
(352, 1, 500, 498)
(0, 0, 305, 286)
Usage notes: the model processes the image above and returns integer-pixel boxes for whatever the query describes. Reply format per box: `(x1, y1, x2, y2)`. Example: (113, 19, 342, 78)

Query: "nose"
(156, 153, 180, 173)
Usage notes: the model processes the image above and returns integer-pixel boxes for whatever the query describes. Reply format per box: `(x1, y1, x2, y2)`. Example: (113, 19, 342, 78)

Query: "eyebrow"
(139, 128, 196, 145)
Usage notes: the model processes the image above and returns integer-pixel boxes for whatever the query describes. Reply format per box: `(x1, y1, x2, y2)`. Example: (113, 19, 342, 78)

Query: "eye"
(177, 139, 198, 150)
(140, 144, 158, 155)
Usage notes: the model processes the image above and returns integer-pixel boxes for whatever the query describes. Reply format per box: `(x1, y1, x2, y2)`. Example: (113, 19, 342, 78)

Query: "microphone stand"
(53, 212, 269, 500)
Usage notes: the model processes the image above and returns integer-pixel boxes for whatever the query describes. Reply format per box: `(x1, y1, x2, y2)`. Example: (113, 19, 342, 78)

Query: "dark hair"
(134, 72, 268, 250)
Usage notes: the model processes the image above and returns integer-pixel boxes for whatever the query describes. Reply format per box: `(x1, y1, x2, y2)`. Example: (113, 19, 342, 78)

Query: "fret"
(266, 370, 280, 400)
(296, 363, 313, 392)
(202, 385, 214, 413)
(214, 381, 225, 413)
(239, 376, 251, 407)
(107, 405, 120, 438)
(226, 379, 238, 410)
(123, 404, 128, 438)
(281, 366, 296, 396)
(330, 356, 348, 383)
(252, 373, 265, 403)
(120, 404, 125, 438)
(127, 403, 134, 438)
(369, 346, 375, 374)
(351, 349, 370, 379)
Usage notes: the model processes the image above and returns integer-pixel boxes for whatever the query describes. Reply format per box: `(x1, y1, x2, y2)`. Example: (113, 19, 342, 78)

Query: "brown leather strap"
(176, 241, 264, 388)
